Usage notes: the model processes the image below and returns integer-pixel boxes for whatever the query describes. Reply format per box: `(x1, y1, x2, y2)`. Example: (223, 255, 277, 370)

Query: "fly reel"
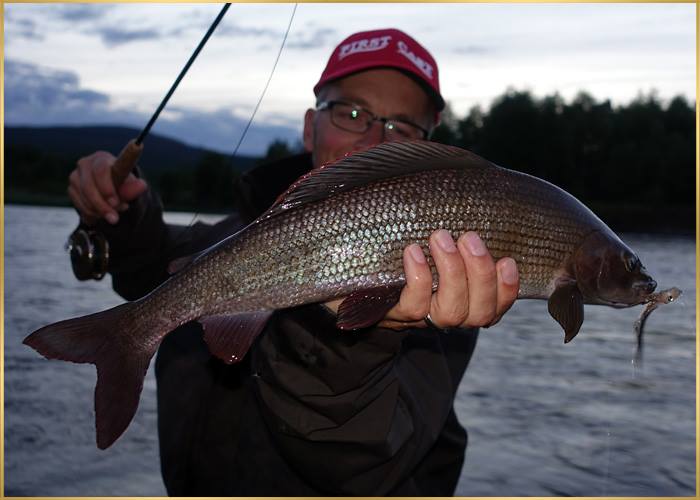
(66, 228, 109, 281)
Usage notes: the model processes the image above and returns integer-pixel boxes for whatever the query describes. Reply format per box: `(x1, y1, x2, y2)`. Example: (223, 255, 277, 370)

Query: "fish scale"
(189, 166, 590, 315)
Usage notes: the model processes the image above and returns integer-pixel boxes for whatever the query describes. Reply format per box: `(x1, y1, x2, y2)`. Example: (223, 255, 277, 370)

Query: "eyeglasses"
(316, 100, 429, 140)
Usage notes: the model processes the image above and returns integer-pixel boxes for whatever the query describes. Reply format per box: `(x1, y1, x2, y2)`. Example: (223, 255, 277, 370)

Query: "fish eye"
(624, 253, 640, 272)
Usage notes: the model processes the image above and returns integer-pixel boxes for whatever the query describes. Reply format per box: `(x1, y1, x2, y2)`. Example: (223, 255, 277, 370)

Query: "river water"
(4, 204, 696, 496)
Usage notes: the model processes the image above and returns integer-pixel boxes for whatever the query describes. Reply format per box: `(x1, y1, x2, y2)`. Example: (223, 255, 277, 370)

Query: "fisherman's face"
(304, 68, 436, 168)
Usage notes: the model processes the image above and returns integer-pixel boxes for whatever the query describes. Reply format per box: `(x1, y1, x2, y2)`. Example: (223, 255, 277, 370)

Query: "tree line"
(5, 89, 695, 231)
(432, 89, 695, 211)
(5, 142, 286, 211)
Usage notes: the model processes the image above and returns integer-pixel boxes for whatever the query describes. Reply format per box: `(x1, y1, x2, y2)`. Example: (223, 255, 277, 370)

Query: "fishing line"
(178, 3, 298, 232)
(231, 3, 298, 159)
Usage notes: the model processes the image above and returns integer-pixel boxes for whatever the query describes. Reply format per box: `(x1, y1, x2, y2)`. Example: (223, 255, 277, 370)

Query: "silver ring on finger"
(424, 312, 440, 330)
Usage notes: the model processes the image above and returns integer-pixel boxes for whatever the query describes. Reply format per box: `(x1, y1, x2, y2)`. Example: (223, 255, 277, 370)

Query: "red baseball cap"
(314, 28, 445, 112)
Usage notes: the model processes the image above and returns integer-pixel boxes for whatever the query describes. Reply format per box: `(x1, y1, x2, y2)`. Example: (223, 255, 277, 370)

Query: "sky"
(3, 2, 697, 156)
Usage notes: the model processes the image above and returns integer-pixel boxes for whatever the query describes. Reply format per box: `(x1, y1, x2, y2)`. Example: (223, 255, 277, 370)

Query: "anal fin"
(336, 285, 403, 330)
(199, 311, 272, 364)
(547, 281, 584, 343)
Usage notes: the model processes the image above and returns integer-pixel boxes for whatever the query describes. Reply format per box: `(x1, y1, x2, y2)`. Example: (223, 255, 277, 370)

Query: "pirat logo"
(338, 35, 392, 60)
(397, 40, 434, 80)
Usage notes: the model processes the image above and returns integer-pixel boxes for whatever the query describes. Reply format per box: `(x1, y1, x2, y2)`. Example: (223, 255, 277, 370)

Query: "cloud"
(4, 59, 301, 156)
(4, 11, 44, 42)
(50, 4, 112, 22)
(166, 16, 290, 43)
(216, 22, 280, 39)
(5, 60, 111, 119)
(91, 16, 287, 48)
(7, 4, 306, 50)
(286, 27, 337, 50)
(7, 4, 151, 48)
(94, 26, 162, 47)
(453, 45, 494, 56)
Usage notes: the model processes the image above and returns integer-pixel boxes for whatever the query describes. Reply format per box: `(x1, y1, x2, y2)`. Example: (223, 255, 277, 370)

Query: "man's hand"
(68, 150, 148, 226)
(326, 230, 519, 330)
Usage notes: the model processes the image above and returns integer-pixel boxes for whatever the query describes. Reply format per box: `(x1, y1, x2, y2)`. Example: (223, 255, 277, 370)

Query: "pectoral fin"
(336, 285, 403, 330)
(547, 281, 584, 343)
(199, 311, 273, 364)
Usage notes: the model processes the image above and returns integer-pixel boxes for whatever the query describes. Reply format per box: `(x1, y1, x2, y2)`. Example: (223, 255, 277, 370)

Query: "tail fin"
(23, 302, 156, 449)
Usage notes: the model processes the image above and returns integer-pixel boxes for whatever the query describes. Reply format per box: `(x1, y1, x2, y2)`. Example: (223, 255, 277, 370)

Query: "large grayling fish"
(24, 140, 679, 449)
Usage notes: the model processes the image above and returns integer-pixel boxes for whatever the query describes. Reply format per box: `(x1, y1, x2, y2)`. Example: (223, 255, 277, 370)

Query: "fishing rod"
(70, 3, 231, 280)
(110, 3, 231, 187)
(69, 3, 298, 280)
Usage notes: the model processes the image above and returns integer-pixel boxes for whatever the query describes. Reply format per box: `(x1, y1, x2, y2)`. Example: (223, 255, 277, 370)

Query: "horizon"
(5, 87, 695, 158)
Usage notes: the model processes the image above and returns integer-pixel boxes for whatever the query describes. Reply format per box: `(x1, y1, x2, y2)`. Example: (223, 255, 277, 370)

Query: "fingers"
(388, 245, 433, 322)
(85, 159, 120, 224)
(377, 245, 431, 329)
(381, 230, 519, 330)
(493, 256, 519, 324)
(67, 150, 147, 226)
(458, 235, 519, 327)
(428, 230, 471, 326)
(68, 151, 116, 224)
(118, 177, 148, 203)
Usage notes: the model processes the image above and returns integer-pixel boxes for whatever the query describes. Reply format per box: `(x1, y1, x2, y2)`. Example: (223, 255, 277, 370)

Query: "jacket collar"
(233, 152, 313, 224)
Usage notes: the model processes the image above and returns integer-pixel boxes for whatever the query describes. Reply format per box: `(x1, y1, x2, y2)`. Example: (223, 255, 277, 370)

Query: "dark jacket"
(93, 153, 479, 496)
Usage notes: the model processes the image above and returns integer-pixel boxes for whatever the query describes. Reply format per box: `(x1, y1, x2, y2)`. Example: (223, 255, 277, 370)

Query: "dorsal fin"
(261, 140, 493, 220)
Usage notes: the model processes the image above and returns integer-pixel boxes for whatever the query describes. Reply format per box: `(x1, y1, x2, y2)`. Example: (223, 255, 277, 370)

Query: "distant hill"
(5, 125, 259, 173)
(5, 125, 266, 210)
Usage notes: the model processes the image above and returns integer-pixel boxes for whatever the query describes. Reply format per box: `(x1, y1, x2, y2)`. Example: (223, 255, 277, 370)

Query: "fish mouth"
(600, 298, 644, 309)
(634, 278, 658, 296)
(598, 279, 658, 308)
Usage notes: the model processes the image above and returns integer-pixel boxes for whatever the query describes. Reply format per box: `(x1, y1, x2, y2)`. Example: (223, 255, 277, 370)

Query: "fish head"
(573, 230, 657, 307)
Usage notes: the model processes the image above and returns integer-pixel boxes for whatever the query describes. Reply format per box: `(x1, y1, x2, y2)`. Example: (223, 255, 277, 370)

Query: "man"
(68, 28, 519, 495)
